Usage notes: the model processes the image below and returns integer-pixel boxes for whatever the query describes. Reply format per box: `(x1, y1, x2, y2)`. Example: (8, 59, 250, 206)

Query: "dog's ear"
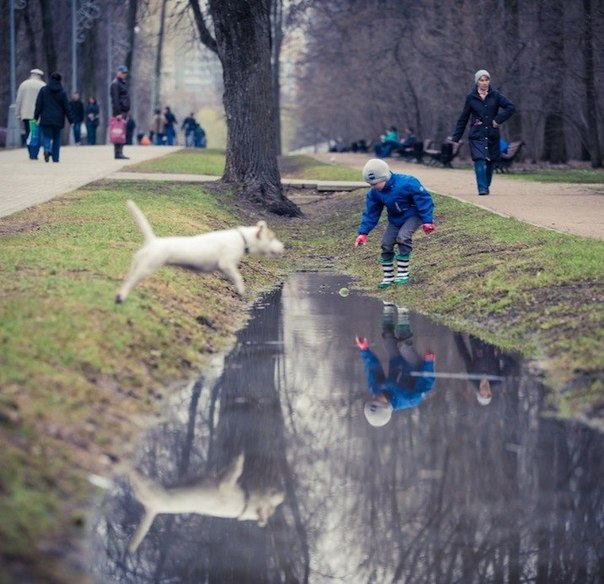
(255, 220, 267, 239)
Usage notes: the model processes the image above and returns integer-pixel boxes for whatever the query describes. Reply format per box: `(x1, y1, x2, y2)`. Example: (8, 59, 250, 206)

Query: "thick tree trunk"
(208, 0, 301, 216)
(38, 0, 58, 75)
(539, 0, 567, 163)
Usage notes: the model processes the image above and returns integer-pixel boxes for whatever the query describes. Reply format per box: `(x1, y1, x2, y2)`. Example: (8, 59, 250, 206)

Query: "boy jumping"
(354, 159, 435, 288)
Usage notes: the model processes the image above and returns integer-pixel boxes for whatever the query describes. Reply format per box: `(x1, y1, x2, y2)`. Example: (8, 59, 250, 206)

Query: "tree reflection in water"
(90, 273, 604, 584)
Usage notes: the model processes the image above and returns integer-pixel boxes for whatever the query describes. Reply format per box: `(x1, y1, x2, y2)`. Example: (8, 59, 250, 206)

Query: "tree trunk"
(152, 0, 168, 113)
(38, 0, 58, 75)
(125, 0, 138, 76)
(582, 0, 602, 168)
(540, 0, 567, 163)
(207, 0, 301, 216)
(271, 0, 284, 156)
(503, 0, 524, 142)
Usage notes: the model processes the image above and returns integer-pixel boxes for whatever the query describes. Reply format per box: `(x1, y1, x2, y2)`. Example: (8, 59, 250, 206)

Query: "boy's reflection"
(356, 303, 436, 427)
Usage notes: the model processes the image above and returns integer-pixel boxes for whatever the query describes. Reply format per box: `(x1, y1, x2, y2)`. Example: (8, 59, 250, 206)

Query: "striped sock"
(378, 261, 394, 288)
(394, 254, 410, 283)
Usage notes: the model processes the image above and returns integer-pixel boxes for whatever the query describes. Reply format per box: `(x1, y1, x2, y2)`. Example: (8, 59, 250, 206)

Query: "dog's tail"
(127, 200, 155, 244)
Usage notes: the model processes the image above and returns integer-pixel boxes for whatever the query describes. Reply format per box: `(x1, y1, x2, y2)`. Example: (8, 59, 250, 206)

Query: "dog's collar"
(237, 229, 250, 255)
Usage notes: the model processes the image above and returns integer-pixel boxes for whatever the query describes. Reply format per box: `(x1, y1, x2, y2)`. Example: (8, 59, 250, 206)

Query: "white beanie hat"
(362, 158, 391, 185)
(30, 68, 44, 76)
(475, 69, 490, 84)
(364, 399, 393, 427)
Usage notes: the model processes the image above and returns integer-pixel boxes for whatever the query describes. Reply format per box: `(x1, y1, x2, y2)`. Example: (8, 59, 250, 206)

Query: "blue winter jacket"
(358, 173, 434, 235)
(360, 349, 436, 411)
(451, 86, 515, 161)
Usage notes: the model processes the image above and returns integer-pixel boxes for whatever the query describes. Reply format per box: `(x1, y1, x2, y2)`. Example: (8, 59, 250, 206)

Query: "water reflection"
(356, 302, 436, 427)
(90, 273, 604, 583)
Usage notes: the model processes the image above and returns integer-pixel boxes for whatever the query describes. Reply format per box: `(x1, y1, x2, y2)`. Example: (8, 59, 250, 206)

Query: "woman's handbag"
(109, 116, 126, 144)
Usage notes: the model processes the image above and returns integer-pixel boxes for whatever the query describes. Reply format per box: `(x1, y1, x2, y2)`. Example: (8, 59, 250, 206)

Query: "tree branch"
(188, 0, 218, 54)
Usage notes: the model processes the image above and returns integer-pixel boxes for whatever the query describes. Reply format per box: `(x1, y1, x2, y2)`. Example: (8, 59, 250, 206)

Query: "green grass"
(126, 148, 226, 175)
(507, 168, 604, 184)
(278, 155, 362, 181)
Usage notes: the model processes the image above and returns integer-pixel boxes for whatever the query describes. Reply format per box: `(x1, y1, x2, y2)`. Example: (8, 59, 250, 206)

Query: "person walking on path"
(34, 72, 73, 163)
(85, 96, 100, 145)
(450, 69, 515, 196)
(354, 158, 435, 289)
(68, 92, 85, 144)
(181, 112, 197, 147)
(110, 65, 131, 159)
(163, 106, 177, 145)
(150, 108, 166, 145)
(15, 68, 46, 159)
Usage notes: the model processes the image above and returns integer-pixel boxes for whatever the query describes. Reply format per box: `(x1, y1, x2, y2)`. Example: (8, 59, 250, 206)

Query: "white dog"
(115, 200, 285, 303)
(127, 454, 285, 554)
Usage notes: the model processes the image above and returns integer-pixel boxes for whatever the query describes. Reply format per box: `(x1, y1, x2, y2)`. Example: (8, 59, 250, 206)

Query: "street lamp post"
(6, 0, 27, 148)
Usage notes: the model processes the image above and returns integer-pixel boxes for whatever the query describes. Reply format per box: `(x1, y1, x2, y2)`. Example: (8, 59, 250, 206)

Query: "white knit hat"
(475, 69, 490, 84)
(30, 68, 44, 76)
(362, 158, 391, 185)
(364, 399, 393, 427)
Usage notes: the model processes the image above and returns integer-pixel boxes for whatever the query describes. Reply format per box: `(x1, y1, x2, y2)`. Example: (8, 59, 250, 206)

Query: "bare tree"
(152, 0, 168, 112)
(539, 0, 567, 163)
(188, 0, 301, 217)
(294, 0, 604, 166)
(38, 0, 58, 75)
(581, 0, 602, 168)
(271, 0, 284, 155)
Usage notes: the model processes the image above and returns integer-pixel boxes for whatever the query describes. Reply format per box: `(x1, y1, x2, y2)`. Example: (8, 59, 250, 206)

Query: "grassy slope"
(0, 150, 602, 582)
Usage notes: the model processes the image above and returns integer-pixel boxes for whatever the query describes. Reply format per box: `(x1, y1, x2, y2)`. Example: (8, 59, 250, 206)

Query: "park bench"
(397, 138, 432, 163)
(494, 140, 525, 173)
(425, 140, 463, 168)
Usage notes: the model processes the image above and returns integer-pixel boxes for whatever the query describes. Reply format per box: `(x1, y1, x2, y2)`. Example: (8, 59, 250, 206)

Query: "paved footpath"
(0, 145, 181, 218)
(0, 145, 602, 240)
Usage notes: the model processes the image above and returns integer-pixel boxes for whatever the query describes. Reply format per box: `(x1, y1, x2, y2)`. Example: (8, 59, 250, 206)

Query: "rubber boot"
(395, 306, 413, 343)
(382, 302, 397, 329)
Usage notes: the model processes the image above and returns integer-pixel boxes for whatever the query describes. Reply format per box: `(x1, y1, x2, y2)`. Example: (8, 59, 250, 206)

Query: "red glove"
(423, 351, 436, 362)
(354, 234, 368, 247)
(422, 223, 435, 235)
(355, 336, 369, 351)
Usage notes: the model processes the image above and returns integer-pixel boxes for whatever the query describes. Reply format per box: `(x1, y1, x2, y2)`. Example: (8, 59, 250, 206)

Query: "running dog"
(127, 454, 285, 554)
(115, 200, 285, 302)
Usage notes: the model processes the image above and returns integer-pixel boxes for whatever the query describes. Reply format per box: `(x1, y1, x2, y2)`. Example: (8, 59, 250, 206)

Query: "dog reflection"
(128, 454, 284, 554)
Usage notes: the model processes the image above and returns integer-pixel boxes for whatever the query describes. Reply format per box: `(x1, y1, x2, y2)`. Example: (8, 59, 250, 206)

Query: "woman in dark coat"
(451, 69, 515, 196)
(34, 72, 73, 163)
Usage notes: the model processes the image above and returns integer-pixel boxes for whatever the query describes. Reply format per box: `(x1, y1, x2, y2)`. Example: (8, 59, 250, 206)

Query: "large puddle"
(89, 273, 604, 583)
